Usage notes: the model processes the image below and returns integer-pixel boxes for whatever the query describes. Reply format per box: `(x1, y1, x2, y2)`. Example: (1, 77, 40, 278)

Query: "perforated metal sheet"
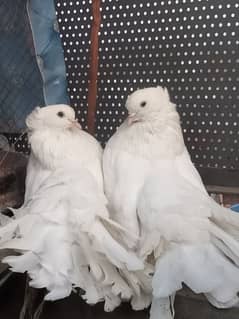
(5, 0, 236, 185)
(56, 0, 239, 177)
(55, 0, 91, 129)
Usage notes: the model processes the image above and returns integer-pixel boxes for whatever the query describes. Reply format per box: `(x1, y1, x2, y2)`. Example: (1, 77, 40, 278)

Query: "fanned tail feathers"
(90, 218, 144, 271)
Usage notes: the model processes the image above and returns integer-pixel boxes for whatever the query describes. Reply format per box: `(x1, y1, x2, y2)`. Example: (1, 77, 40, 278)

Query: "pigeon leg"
(150, 295, 175, 319)
(19, 276, 45, 319)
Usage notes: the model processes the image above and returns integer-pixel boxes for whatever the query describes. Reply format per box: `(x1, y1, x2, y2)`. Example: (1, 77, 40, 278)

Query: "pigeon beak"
(69, 119, 82, 129)
(127, 113, 140, 125)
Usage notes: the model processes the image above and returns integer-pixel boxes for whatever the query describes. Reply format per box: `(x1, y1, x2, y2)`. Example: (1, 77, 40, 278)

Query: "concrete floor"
(1, 274, 239, 319)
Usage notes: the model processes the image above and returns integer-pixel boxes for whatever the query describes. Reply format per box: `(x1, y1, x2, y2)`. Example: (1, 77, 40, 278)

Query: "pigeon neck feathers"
(28, 128, 77, 169)
(28, 128, 102, 170)
(115, 109, 185, 160)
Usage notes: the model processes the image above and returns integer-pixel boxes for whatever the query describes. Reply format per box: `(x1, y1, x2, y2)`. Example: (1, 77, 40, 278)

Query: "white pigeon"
(0, 104, 145, 311)
(103, 86, 239, 318)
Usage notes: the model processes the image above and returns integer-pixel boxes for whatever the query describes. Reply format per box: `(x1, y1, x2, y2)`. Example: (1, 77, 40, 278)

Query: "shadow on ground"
(1, 273, 239, 319)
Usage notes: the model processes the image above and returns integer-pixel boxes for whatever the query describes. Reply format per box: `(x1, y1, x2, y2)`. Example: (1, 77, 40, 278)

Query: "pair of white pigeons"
(1, 86, 239, 318)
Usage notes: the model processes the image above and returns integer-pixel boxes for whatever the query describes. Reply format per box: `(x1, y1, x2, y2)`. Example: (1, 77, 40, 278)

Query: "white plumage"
(0, 104, 145, 311)
(103, 87, 239, 317)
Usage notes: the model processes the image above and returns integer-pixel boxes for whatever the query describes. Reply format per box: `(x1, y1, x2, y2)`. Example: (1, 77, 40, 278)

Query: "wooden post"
(87, 0, 101, 135)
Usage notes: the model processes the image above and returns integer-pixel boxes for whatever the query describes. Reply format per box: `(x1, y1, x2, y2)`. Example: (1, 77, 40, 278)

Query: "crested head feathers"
(26, 104, 78, 131)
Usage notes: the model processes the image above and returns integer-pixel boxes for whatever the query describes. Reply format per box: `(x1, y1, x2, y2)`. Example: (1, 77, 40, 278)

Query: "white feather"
(103, 87, 239, 316)
(0, 105, 143, 308)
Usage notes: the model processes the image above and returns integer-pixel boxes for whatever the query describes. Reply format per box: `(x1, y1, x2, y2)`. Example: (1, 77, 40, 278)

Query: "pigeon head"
(26, 104, 81, 131)
(125, 86, 174, 124)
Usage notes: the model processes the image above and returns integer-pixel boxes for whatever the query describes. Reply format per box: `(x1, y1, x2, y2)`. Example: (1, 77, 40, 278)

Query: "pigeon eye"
(57, 111, 64, 118)
(140, 101, 147, 107)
